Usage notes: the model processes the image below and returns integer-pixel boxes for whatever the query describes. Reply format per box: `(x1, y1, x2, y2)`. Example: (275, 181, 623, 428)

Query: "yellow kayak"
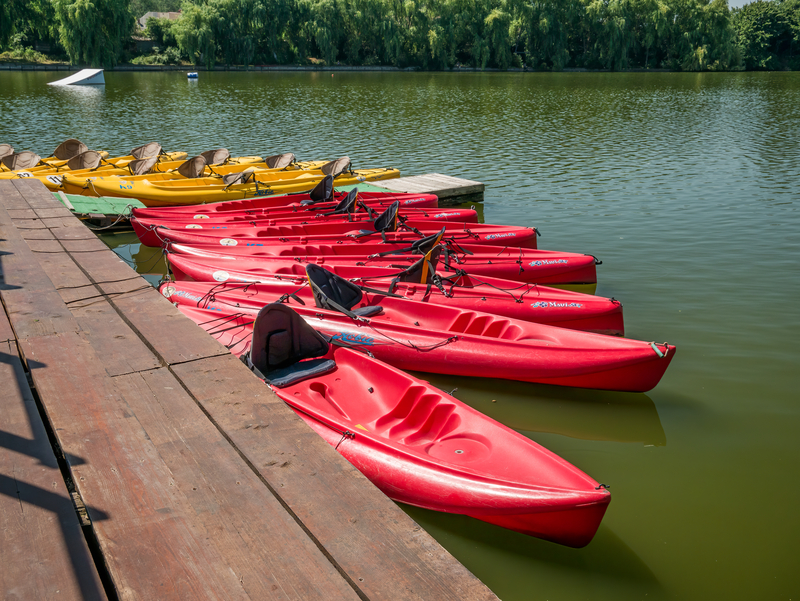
(90, 163, 400, 207)
(51, 152, 264, 193)
(59, 153, 314, 195)
(0, 139, 100, 173)
(0, 141, 188, 178)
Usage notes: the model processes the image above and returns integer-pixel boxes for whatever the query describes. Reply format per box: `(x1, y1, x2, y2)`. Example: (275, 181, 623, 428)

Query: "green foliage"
(732, 0, 796, 69)
(130, 45, 183, 62)
(52, 0, 135, 66)
(5, 0, 800, 71)
(144, 17, 176, 47)
(129, 0, 182, 18)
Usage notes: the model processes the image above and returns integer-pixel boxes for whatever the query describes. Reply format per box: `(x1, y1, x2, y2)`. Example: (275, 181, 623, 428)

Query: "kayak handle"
(595, 483, 610, 490)
(650, 342, 670, 358)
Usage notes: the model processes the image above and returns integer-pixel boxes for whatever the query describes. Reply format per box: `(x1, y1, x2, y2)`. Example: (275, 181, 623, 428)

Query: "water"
(2, 70, 799, 600)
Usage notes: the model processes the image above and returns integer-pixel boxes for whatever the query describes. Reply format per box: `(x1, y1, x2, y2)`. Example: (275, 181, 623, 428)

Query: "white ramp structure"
(48, 69, 105, 86)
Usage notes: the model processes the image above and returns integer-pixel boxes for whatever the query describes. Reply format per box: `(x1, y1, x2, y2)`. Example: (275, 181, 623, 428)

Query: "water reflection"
(402, 505, 664, 600)
(417, 372, 666, 446)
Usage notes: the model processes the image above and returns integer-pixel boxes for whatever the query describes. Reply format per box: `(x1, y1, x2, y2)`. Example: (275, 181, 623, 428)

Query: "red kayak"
(131, 188, 439, 220)
(140, 219, 538, 249)
(164, 253, 622, 334)
(131, 208, 479, 247)
(165, 244, 597, 285)
(132, 200, 461, 224)
(159, 265, 674, 392)
(176, 302, 611, 546)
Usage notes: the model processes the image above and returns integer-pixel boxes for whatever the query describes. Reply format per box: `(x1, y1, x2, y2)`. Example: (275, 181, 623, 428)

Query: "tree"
(52, 0, 135, 66)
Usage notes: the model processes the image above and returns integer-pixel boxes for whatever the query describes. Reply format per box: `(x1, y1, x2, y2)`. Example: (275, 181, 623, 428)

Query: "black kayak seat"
(301, 175, 335, 205)
(264, 358, 336, 388)
(353, 305, 383, 317)
(245, 303, 334, 387)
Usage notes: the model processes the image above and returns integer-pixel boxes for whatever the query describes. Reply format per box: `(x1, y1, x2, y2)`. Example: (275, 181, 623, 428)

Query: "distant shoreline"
(0, 63, 680, 73)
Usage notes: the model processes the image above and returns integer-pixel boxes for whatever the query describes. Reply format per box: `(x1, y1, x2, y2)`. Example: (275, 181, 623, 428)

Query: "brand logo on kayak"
(402, 198, 426, 205)
(529, 259, 569, 266)
(531, 301, 583, 308)
(485, 233, 517, 240)
(331, 332, 374, 346)
(186, 224, 203, 229)
(171, 290, 204, 302)
(253, 190, 274, 197)
(434, 213, 451, 218)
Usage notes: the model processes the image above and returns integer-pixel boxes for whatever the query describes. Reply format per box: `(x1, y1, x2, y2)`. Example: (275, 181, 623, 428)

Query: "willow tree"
(173, 1, 219, 67)
(52, 0, 133, 66)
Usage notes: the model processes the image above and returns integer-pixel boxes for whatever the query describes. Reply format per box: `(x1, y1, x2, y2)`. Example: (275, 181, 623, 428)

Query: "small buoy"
(187, 72, 198, 79)
(331, 74, 334, 77)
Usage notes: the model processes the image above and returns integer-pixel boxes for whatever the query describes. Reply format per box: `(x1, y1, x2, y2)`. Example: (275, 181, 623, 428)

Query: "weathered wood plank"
(0, 180, 31, 210)
(12, 178, 64, 208)
(368, 173, 484, 201)
(6, 208, 38, 220)
(0, 305, 14, 343)
(20, 333, 362, 601)
(0, 339, 108, 601)
(35, 206, 75, 219)
(172, 354, 497, 601)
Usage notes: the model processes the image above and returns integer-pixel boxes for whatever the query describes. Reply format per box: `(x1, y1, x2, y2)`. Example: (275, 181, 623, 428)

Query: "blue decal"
(331, 332, 375, 346)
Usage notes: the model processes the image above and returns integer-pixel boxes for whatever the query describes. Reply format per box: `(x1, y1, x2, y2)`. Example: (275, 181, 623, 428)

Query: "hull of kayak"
(160, 276, 623, 335)
(144, 220, 539, 249)
(57, 155, 272, 194)
(164, 243, 597, 286)
(161, 280, 673, 392)
(172, 310, 613, 546)
(85, 167, 401, 204)
(131, 208, 479, 246)
(130, 191, 439, 218)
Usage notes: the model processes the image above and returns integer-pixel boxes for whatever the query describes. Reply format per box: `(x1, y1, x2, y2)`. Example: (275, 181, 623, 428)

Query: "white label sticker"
(212, 271, 230, 282)
(185, 224, 203, 229)
(161, 286, 176, 298)
(219, 238, 238, 246)
(193, 214, 210, 219)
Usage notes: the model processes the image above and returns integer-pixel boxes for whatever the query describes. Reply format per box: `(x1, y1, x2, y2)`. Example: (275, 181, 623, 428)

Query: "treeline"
(1, 0, 799, 71)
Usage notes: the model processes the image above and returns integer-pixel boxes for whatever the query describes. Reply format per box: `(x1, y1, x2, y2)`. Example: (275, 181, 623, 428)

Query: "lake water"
(2, 70, 798, 600)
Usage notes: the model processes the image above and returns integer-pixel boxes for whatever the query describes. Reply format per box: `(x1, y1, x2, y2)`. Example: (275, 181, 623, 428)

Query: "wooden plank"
(17, 228, 56, 241)
(5, 208, 38, 220)
(20, 333, 362, 601)
(173, 354, 497, 601)
(368, 173, 484, 201)
(0, 305, 14, 343)
(0, 339, 108, 601)
(8, 218, 48, 230)
(0, 180, 31, 210)
(12, 178, 65, 209)
(1, 288, 81, 338)
(69, 247, 231, 365)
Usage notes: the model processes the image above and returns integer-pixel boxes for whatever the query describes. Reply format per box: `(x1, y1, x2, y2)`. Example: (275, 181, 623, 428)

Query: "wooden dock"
(0, 179, 498, 601)
(366, 173, 485, 205)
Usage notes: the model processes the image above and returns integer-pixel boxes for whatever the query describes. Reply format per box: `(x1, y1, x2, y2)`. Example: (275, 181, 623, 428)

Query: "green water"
(2, 70, 799, 600)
